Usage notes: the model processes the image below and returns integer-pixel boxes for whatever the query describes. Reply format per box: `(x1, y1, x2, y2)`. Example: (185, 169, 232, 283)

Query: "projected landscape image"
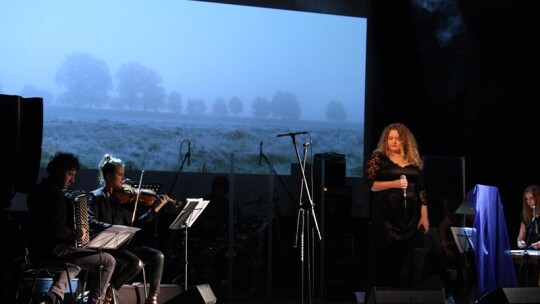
(0, 0, 367, 177)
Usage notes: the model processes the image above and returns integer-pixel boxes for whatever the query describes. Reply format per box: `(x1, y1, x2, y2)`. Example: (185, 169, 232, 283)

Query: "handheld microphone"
(276, 131, 308, 138)
(259, 141, 263, 166)
(400, 175, 407, 198)
(187, 141, 191, 166)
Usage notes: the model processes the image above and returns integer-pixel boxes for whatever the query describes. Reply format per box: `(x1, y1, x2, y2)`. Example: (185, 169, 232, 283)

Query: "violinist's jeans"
(50, 244, 116, 303)
(109, 245, 164, 294)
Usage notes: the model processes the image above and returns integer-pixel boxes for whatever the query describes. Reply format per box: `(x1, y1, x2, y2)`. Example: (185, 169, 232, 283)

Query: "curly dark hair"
(46, 152, 80, 182)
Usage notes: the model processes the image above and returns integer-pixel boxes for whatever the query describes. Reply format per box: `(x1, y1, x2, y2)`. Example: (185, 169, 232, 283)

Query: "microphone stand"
(164, 139, 190, 282)
(259, 145, 298, 300)
(260, 152, 297, 208)
(282, 133, 321, 304)
(167, 140, 190, 195)
(518, 216, 537, 282)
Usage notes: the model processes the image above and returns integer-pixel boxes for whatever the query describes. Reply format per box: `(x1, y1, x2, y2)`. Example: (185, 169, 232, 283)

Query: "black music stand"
(85, 225, 140, 302)
(130, 181, 162, 247)
(169, 198, 209, 291)
(450, 226, 475, 254)
(130, 183, 162, 194)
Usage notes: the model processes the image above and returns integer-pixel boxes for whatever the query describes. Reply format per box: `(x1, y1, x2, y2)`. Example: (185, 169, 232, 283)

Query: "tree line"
(10, 52, 348, 122)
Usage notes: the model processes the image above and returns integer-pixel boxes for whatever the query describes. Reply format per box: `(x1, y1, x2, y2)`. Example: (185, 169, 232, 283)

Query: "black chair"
(0, 217, 81, 303)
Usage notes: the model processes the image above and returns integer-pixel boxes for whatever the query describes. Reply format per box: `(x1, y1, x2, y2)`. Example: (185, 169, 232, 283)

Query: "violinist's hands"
(532, 241, 540, 250)
(517, 240, 527, 249)
(154, 194, 171, 213)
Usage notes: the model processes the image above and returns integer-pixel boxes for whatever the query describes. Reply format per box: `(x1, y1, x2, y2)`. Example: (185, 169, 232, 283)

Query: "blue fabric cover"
(468, 184, 517, 296)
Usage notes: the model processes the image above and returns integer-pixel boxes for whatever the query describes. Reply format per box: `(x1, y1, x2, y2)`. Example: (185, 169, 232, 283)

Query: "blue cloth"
(468, 184, 517, 296)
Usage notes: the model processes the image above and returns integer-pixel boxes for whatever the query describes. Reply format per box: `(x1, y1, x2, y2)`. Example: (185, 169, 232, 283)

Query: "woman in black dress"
(364, 122, 429, 289)
(516, 185, 540, 286)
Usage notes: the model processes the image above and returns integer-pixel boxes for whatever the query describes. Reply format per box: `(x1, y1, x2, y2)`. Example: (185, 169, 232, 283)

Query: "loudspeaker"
(314, 152, 346, 187)
(175, 284, 217, 304)
(0, 94, 43, 196)
(476, 287, 540, 303)
(114, 284, 182, 304)
(367, 287, 445, 304)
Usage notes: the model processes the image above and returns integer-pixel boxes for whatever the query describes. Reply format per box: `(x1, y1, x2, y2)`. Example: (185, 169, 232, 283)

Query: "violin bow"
(131, 170, 145, 226)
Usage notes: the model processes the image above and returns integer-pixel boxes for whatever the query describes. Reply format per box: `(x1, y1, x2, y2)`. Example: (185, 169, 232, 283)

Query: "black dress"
(364, 151, 428, 288)
(520, 215, 540, 286)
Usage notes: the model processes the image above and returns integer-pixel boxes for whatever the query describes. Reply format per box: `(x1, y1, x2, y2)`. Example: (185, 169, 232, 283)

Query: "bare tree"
(271, 91, 301, 120)
(55, 52, 112, 108)
(326, 100, 347, 122)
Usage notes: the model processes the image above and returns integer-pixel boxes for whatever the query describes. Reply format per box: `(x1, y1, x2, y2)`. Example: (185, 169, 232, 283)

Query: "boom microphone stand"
(518, 211, 537, 282)
(277, 131, 321, 304)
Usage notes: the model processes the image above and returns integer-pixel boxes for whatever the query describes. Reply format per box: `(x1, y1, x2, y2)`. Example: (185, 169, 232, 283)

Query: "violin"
(113, 184, 182, 208)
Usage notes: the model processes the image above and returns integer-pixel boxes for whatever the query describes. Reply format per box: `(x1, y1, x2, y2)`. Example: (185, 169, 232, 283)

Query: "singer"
(515, 185, 540, 286)
(364, 122, 429, 291)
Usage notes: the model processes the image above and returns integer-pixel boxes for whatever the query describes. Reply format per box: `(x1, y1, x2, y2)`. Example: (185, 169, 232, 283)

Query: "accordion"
(63, 189, 90, 247)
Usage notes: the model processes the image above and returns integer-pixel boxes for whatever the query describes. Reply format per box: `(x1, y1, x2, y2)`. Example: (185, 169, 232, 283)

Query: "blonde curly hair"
(374, 122, 423, 169)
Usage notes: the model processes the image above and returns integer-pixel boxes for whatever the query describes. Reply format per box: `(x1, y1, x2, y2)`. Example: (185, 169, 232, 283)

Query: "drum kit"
(187, 214, 270, 299)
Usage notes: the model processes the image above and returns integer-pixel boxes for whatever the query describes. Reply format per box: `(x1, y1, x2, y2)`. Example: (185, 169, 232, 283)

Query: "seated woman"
(87, 154, 171, 304)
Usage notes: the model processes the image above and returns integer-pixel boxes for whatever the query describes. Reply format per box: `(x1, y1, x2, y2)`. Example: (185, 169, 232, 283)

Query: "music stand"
(169, 198, 209, 291)
(450, 226, 476, 253)
(131, 183, 162, 194)
(85, 225, 141, 250)
(85, 225, 140, 302)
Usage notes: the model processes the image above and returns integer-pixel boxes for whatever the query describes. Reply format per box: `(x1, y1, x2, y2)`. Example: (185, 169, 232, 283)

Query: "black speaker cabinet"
(368, 287, 445, 304)
(175, 284, 217, 304)
(314, 152, 346, 187)
(476, 287, 540, 303)
(0, 94, 43, 196)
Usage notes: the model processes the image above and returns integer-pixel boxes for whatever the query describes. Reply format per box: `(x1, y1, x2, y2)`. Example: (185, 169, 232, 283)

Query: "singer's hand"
(532, 242, 540, 250)
(517, 240, 527, 249)
(398, 178, 408, 189)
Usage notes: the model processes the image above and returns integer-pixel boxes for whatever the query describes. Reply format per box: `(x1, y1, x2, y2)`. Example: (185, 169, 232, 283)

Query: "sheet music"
(169, 198, 210, 230)
(450, 226, 476, 253)
(85, 225, 140, 249)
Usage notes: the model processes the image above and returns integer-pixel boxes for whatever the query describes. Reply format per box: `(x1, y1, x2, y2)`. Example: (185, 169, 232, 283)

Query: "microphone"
(276, 131, 308, 138)
(187, 140, 191, 166)
(259, 141, 263, 166)
(400, 175, 407, 198)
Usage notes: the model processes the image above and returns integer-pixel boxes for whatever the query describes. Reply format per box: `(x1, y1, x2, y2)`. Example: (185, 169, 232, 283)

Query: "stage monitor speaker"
(175, 284, 217, 304)
(476, 287, 540, 303)
(368, 287, 445, 304)
(115, 284, 182, 304)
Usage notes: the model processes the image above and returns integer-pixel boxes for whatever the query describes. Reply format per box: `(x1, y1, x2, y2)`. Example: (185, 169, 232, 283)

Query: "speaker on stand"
(0, 94, 43, 210)
(313, 152, 353, 300)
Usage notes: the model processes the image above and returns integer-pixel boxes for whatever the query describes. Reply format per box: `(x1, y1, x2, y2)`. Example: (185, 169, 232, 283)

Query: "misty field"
(42, 106, 364, 177)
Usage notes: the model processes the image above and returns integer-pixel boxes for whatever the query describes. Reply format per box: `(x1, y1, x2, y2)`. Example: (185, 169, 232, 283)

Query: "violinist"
(87, 154, 170, 304)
